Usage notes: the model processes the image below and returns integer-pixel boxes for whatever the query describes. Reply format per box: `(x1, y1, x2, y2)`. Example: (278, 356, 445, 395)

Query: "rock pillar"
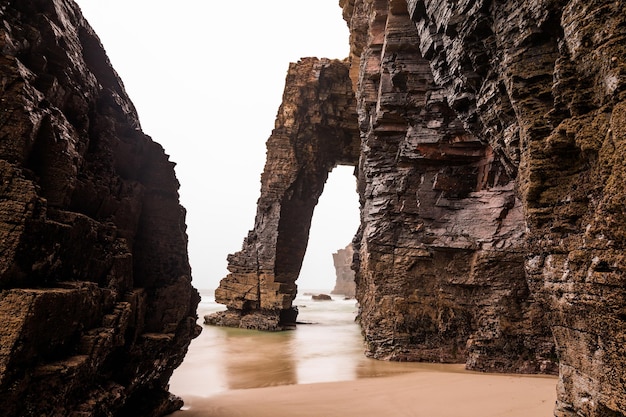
(207, 58, 360, 330)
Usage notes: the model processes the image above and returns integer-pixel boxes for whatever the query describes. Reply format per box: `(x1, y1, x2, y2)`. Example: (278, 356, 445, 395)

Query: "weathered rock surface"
(343, 0, 556, 372)
(404, 0, 626, 415)
(207, 57, 359, 330)
(0, 1, 200, 416)
(331, 244, 356, 297)
(312, 293, 333, 301)
(213, 0, 626, 415)
(214, 0, 555, 373)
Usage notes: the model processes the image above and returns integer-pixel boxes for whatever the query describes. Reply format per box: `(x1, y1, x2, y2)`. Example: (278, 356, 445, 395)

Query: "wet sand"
(170, 292, 557, 416)
(172, 366, 557, 417)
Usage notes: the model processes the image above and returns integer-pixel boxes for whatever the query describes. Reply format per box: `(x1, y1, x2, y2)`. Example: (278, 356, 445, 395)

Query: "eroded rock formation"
(344, 0, 556, 372)
(331, 244, 356, 297)
(403, 0, 626, 415)
(214, 0, 626, 415)
(207, 57, 359, 330)
(0, 1, 200, 416)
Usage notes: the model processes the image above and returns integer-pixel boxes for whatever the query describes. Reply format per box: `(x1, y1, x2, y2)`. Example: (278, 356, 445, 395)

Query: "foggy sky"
(74, 0, 360, 290)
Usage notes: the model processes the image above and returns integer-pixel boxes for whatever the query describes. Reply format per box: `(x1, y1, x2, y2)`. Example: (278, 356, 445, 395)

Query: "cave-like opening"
(297, 165, 360, 293)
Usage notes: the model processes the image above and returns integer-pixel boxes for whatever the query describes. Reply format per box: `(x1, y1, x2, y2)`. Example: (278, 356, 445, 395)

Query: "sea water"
(169, 289, 445, 398)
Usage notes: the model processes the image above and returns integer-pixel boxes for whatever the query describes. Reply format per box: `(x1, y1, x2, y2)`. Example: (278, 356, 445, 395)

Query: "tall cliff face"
(402, 0, 626, 415)
(0, 1, 200, 416)
(212, 0, 625, 415)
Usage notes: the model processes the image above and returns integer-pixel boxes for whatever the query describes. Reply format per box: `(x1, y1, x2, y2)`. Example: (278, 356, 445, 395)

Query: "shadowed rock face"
(214, 0, 626, 415)
(344, 0, 556, 373)
(404, 0, 626, 415)
(0, 1, 200, 416)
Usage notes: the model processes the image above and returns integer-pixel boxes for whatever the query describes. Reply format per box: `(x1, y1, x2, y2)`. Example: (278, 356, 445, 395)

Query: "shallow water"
(169, 289, 456, 398)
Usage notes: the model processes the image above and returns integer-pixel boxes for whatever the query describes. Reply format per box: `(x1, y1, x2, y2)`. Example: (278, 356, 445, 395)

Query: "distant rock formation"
(213, 0, 626, 415)
(331, 244, 356, 297)
(312, 293, 333, 301)
(0, 1, 200, 416)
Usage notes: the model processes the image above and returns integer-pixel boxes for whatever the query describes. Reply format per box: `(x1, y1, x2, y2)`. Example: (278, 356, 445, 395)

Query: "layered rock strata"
(404, 0, 626, 415)
(207, 57, 359, 330)
(213, 0, 555, 374)
(331, 244, 356, 297)
(0, 1, 200, 416)
(213, 0, 626, 415)
(343, 0, 555, 372)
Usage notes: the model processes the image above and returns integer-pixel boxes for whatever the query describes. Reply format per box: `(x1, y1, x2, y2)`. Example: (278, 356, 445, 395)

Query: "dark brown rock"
(405, 0, 626, 414)
(311, 293, 333, 301)
(213, 0, 626, 415)
(0, 1, 200, 416)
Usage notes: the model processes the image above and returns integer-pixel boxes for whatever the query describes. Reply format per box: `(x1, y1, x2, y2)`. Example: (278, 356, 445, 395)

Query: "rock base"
(205, 307, 299, 332)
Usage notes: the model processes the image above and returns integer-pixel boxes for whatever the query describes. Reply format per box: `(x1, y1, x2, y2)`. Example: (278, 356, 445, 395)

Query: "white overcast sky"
(74, 0, 360, 290)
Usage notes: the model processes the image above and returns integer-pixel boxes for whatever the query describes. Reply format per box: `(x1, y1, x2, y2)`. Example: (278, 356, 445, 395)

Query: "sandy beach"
(172, 366, 557, 417)
(169, 293, 557, 417)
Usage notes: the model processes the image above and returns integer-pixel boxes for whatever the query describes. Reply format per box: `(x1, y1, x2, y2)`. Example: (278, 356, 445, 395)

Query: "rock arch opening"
(206, 57, 360, 331)
(298, 165, 360, 293)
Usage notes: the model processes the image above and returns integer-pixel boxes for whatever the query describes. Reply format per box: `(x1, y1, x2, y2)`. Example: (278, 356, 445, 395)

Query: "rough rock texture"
(403, 0, 626, 415)
(343, 0, 556, 372)
(0, 1, 200, 416)
(207, 57, 359, 330)
(212, 0, 626, 415)
(331, 244, 356, 297)
(214, 0, 555, 374)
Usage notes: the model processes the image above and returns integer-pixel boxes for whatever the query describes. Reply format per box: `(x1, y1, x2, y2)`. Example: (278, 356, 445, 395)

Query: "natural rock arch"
(208, 6, 556, 380)
(207, 58, 360, 330)
(208, 1, 626, 415)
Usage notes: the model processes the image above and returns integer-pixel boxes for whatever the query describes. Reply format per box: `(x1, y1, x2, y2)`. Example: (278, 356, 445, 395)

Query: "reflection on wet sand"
(222, 327, 297, 389)
(169, 292, 471, 398)
(168, 291, 557, 417)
